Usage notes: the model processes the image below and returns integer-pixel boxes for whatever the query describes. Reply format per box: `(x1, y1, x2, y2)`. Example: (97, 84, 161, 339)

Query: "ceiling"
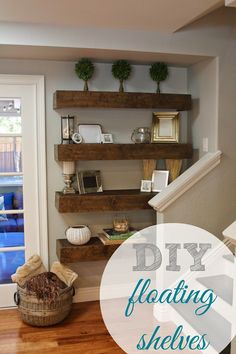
(0, 0, 224, 33)
(0, 45, 210, 66)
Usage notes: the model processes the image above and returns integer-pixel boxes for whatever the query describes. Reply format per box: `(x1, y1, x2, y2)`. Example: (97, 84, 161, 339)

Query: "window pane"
(0, 250, 25, 284)
(0, 98, 21, 134)
(0, 186, 24, 236)
(0, 186, 23, 209)
(0, 136, 22, 172)
(0, 231, 24, 248)
(0, 117, 21, 134)
(0, 175, 23, 187)
(0, 212, 24, 234)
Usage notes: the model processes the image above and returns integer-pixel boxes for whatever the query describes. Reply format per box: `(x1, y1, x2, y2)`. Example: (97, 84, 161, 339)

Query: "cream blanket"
(11, 255, 78, 287)
(11, 254, 46, 287)
(51, 262, 78, 287)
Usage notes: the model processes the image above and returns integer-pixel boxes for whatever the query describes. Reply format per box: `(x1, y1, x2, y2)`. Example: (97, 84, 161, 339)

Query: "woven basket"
(14, 284, 75, 327)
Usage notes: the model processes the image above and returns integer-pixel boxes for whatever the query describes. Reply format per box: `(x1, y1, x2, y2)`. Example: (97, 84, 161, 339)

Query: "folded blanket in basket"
(11, 254, 46, 287)
(51, 262, 78, 287)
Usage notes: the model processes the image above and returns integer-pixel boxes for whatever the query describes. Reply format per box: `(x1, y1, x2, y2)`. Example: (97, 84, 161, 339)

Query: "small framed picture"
(151, 112, 180, 143)
(101, 133, 113, 144)
(77, 170, 103, 194)
(140, 180, 152, 193)
(151, 170, 169, 192)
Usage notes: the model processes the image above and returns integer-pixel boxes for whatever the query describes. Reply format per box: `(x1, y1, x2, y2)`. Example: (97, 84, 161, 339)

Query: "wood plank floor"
(0, 301, 124, 354)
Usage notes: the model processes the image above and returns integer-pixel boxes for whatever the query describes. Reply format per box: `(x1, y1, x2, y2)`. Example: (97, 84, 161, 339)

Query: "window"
(0, 98, 25, 284)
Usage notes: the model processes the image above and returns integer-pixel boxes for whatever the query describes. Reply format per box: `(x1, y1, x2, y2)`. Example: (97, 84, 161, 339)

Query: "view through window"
(0, 98, 25, 284)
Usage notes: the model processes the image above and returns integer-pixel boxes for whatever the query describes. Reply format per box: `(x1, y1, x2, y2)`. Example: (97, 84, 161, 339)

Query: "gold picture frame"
(151, 112, 180, 143)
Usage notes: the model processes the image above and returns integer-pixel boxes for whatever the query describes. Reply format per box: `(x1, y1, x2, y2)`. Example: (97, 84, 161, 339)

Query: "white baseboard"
(73, 286, 100, 303)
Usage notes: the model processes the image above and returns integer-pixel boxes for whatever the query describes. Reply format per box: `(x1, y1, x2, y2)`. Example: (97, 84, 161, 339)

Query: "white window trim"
(0, 74, 48, 268)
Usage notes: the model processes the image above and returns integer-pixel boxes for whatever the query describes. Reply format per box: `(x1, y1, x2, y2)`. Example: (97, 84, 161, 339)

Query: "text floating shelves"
(53, 91, 192, 111)
(55, 143, 193, 161)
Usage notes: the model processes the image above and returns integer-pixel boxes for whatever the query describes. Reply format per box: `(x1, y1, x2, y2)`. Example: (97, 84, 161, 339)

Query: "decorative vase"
(66, 225, 91, 245)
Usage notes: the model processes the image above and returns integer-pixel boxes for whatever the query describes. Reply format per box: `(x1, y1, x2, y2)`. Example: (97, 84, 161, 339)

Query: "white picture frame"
(78, 124, 102, 143)
(101, 133, 113, 144)
(151, 170, 169, 192)
(140, 180, 152, 192)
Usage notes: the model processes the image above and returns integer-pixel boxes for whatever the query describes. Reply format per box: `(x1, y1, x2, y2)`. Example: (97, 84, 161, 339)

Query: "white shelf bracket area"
(149, 150, 222, 213)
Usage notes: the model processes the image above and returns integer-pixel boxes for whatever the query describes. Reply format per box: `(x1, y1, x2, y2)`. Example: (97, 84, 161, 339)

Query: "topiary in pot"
(75, 58, 95, 91)
(112, 60, 132, 92)
(149, 62, 169, 93)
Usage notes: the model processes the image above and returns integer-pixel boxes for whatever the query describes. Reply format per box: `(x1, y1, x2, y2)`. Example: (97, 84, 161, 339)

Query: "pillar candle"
(63, 161, 75, 175)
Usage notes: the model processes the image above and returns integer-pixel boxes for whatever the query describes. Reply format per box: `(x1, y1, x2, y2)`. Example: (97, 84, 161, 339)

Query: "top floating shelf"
(53, 90, 192, 111)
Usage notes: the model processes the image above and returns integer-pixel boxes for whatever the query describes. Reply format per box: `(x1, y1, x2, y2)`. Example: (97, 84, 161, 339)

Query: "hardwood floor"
(0, 301, 231, 354)
(0, 301, 124, 354)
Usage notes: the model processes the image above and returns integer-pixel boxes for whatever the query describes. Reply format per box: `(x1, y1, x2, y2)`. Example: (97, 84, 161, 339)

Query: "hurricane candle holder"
(62, 162, 76, 194)
(61, 115, 74, 144)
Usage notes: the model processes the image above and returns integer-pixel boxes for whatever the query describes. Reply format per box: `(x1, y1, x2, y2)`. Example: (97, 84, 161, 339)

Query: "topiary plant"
(149, 62, 169, 93)
(112, 60, 132, 92)
(75, 58, 95, 91)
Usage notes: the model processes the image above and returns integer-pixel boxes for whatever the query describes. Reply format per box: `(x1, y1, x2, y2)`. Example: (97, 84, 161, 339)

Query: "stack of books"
(98, 228, 138, 245)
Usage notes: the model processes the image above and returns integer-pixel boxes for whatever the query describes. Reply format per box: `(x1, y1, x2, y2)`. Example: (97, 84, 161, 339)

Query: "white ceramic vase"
(66, 225, 91, 245)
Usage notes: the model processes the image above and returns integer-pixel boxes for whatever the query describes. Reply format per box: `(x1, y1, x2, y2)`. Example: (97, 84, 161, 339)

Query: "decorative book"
(102, 228, 137, 240)
(98, 233, 125, 245)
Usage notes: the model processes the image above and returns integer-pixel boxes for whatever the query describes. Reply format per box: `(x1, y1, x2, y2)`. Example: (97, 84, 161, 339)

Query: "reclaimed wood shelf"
(55, 189, 156, 213)
(55, 143, 193, 161)
(53, 90, 192, 110)
(57, 237, 120, 263)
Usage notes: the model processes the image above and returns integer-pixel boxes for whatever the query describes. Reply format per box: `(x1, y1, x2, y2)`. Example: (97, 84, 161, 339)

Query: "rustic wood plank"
(53, 90, 192, 110)
(55, 190, 156, 213)
(57, 237, 120, 263)
(55, 143, 193, 161)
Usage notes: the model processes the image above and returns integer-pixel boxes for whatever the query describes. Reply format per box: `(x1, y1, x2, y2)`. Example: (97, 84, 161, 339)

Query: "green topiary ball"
(149, 62, 169, 93)
(112, 60, 132, 92)
(75, 58, 95, 91)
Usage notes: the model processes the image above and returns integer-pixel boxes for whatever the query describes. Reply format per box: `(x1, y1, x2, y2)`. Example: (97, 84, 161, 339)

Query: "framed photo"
(101, 133, 113, 144)
(151, 170, 169, 192)
(151, 112, 180, 143)
(140, 180, 152, 193)
(78, 124, 102, 143)
(77, 170, 103, 194)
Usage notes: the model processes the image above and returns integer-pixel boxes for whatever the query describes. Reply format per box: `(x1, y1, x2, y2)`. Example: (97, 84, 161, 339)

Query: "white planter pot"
(66, 225, 91, 245)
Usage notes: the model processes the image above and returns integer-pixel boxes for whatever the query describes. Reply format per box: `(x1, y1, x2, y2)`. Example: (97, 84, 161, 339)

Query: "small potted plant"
(112, 60, 132, 92)
(75, 58, 95, 91)
(149, 62, 169, 93)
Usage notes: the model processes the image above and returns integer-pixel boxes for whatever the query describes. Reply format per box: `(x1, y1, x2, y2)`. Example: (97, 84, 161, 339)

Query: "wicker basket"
(14, 284, 75, 327)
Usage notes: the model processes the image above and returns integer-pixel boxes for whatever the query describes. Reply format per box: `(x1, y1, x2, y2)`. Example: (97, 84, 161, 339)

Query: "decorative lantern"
(61, 115, 74, 144)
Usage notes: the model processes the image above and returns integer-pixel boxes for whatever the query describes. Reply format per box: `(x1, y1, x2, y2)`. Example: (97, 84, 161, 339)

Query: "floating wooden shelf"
(55, 189, 156, 213)
(55, 143, 193, 161)
(57, 237, 119, 263)
(53, 90, 192, 111)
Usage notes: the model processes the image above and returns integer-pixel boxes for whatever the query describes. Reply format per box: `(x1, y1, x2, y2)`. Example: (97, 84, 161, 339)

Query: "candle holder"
(61, 115, 74, 144)
(62, 161, 76, 194)
(113, 216, 129, 233)
(62, 173, 76, 194)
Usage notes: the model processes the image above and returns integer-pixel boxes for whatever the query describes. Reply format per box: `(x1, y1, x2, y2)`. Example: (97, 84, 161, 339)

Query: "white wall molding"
(149, 151, 222, 213)
(225, 0, 236, 8)
(73, 286, 100, 303)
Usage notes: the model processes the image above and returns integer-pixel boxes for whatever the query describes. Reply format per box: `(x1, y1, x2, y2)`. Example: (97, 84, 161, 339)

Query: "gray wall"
(163, 8, 236, 238)
(0, 60, 188, 287)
